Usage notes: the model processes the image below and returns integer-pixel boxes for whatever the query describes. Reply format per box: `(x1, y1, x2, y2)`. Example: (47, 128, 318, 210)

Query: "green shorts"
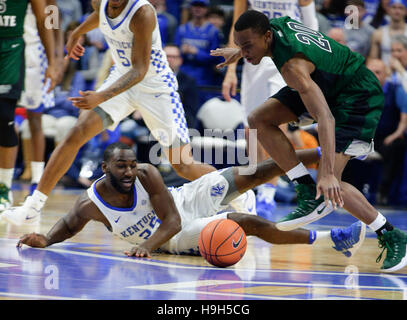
(0, 37, 25, 100)
(272, 65, 384, 153)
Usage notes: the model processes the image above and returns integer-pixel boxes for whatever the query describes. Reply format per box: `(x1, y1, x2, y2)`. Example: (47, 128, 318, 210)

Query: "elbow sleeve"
(300, 1, 319, 31)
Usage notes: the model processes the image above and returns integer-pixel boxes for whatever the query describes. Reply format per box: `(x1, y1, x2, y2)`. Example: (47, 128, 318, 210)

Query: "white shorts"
(18, 41, 54, 111)
(159, 170, 256, 255)
(241, 57, 286, 123)
(97, 66, 190, 147)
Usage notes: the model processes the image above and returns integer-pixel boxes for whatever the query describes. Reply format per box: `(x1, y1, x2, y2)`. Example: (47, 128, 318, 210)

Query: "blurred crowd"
(13, 0, 407, 208)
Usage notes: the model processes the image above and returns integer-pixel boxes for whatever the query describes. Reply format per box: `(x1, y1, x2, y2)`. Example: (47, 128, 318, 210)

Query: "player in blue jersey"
(16, 142, 365, 261)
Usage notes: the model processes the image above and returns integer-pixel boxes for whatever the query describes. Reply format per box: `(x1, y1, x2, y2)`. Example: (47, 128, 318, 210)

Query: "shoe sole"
(276, 201, 333, 231)
(381, 244, 407, 273)
(347, 222, 366, 257)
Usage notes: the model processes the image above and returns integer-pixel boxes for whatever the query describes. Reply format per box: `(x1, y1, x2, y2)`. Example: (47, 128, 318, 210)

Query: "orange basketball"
(198, 219, 247, 267)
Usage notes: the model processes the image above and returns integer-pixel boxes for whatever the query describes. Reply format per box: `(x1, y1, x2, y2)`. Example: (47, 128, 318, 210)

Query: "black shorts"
(272, 66, 384, 153)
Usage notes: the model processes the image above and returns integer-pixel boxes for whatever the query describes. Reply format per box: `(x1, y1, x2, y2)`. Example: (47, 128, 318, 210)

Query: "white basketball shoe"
(1, 196, 43, 226)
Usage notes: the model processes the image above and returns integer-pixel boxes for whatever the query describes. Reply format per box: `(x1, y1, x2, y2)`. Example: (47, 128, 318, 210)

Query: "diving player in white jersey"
(17, 142, 366, 260)
(221, 0, 319, 219)
(18, 0, 64, 196)
(1, 0, 217, 225)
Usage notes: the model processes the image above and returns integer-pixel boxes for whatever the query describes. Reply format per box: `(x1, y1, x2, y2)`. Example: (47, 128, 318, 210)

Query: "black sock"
(293, 174, 315, 185)
(376, 221, 394, 236)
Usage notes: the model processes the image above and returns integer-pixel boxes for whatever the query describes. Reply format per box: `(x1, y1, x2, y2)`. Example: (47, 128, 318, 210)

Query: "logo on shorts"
(210, 184, 225, 197)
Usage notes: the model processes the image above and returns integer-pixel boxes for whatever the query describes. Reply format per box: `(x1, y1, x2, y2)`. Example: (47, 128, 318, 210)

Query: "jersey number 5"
(117, 49, 131, 67)
(287, 22, 332, 53)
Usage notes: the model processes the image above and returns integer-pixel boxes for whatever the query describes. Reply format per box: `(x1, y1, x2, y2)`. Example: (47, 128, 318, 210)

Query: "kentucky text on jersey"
(253, 1, 294, 11)
(104, 34, 133, 49)
(119, 211, 159, 239)
(0, 15, 17, 27)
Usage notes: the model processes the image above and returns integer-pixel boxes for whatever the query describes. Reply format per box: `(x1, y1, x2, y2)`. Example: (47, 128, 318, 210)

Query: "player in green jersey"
(211, 10, 407, 273)
(0, 0, 57, 211)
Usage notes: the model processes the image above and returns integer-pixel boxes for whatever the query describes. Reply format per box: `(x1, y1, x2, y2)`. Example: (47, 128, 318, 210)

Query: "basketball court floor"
(0, 185, 406, 300)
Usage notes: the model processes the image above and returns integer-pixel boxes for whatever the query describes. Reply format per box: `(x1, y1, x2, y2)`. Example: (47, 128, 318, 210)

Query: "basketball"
(198, 219, 247, 267)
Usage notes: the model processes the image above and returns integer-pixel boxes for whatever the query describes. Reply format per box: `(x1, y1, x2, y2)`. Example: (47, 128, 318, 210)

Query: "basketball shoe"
(0, 183, 13, 212)
(330, 221, 366, 257)
(276, 183, 333, 231)
(1, 195, 42, 226)
(376, 228, 407, 273)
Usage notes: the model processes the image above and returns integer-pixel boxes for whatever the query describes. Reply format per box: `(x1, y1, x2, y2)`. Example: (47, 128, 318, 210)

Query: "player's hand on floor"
(124, 245, 152, 258)
(17, 233, 48, 248)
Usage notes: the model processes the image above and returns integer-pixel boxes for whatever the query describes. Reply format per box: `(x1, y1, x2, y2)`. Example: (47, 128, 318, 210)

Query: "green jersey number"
(287, 21, 332, 53)
(0, 0, 7, 14)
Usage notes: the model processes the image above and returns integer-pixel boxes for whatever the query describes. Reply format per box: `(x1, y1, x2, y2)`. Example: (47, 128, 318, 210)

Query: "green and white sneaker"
(276, 184, 333, 231)
(376, 228, 407, 273)
(0, 183, 12, 212)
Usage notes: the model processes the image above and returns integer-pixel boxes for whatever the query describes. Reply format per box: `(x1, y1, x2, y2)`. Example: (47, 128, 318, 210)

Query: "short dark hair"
(234, 10, 271, 35)
(103, 142, 134, 162)
(347, 0, 365, 8)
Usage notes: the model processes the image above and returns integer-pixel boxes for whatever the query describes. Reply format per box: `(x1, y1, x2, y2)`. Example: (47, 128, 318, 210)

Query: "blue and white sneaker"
(331, 221, 366, 257)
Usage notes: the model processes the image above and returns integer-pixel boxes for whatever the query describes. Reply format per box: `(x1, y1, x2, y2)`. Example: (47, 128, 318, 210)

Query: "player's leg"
(163, 142, 216, 181)
(1, 109, 105, 225)
(26, 109, 45, 194)
(229, 148, 320, 196)
(227, 212, 365, 257)
(245, 126, 278, 219)
(0, 98, 19, 211)
(137, 89, 217, 181)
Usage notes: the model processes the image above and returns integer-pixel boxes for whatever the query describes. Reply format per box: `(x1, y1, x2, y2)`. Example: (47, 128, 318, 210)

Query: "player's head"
(233, 10, 272, 65)
(102, 142, 137, 194)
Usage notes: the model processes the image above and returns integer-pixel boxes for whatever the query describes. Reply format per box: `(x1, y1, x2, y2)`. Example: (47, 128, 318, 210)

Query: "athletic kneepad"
(0, 99, 18, 147)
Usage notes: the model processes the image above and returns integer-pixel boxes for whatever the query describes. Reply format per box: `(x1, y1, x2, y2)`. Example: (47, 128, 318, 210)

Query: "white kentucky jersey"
(23, 4, 41, 45)
(99, 0, 169, 80)
(248, 0, 301, 21)
(87, 176, 161, 246)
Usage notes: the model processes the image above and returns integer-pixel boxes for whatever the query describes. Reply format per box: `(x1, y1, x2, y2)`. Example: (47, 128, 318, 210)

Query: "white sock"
(368, 212, 387, 232)
(312, 230, 331, 245)
(31, 161, 45, 184)
(286, 162, 310, 181)
(28, 190, 48, 210)
(0, 168, 15, 188)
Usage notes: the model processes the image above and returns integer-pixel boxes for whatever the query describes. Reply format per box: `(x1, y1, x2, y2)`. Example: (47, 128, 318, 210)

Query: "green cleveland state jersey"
(0, 0, 29, 38)
(269, 17, 366, 100)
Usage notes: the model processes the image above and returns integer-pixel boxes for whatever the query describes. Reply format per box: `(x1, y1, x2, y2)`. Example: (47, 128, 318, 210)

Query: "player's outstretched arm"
(221, 0, 247, 101)
(71, 4, 155, 111)
(96, 5, 154, 103)
(17, 193, 102, 248)
(281, 56, 343, 209)
(65, 0, 101, 61)
(125, 165, 182, 258)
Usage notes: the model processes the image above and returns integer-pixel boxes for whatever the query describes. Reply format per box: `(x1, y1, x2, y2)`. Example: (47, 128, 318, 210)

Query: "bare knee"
(62, 123, 89, 147)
